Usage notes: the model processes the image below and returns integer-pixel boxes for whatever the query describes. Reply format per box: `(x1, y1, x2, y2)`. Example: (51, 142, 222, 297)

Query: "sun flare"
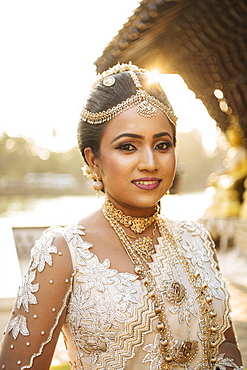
(0, 0, 219, 155)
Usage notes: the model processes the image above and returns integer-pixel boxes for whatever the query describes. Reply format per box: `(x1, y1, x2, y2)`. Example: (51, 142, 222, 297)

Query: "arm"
(206, 232, 243, 369)
(217, 324, 243, 369)
(0, 229, 73, 370)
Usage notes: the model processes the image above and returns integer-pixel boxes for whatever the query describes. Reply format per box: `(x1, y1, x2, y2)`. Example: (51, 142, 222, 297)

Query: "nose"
(137, 147, 158, 172)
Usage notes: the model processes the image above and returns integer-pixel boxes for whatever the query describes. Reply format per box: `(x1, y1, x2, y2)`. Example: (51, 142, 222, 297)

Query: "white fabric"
(0, 218, 231, 370)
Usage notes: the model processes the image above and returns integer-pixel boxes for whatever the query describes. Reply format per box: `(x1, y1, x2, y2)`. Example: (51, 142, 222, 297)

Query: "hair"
(77, 70, 176, 163)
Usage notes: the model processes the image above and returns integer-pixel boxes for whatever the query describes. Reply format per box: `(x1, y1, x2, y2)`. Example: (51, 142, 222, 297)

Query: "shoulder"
(30, 223, 85, 274)
(160, 215, 215, 250)
(35, 223, 86, 246)
(161, 216, 207, 236)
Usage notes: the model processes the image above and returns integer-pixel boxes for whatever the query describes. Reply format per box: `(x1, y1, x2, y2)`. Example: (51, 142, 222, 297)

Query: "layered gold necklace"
(102, 197, 221, 369)
(102, 198, 159, 262)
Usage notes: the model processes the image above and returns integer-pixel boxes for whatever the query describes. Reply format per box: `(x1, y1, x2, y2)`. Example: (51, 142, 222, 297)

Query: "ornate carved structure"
(95, 0, 247, 219)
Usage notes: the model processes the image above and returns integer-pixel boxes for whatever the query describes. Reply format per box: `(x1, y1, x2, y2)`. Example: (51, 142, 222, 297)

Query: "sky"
(0, 0, 219, 153)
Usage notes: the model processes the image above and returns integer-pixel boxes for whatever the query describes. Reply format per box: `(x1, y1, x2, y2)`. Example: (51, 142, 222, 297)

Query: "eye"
(116, 143, 136, 151)
(155, 141, 172, 150)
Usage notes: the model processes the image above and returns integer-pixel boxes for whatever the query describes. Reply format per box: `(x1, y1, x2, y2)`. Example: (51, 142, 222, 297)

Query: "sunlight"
(147, 69, 161, 84)
(0, 0, 141, 152)
(0, 0, 219, 155)
(159, 74, 219, 155)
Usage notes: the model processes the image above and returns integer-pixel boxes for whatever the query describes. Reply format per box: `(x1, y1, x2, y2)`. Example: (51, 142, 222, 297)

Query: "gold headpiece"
(81, 62, 177, 125)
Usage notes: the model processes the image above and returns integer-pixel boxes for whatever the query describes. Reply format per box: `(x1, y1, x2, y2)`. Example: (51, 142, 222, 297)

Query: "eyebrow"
(111, 132, 172, 144)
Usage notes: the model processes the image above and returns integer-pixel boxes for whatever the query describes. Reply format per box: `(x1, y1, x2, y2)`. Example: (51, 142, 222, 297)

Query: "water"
(0, 194, 104, 227)
(0, 192, 211, 227)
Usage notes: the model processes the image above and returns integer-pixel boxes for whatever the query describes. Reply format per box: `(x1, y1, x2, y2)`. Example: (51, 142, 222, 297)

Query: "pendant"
(137, 100, 157, 117)
(161, 340, 199, 368)
(165, 281, 186, 304)
(174, 340, 199, 364)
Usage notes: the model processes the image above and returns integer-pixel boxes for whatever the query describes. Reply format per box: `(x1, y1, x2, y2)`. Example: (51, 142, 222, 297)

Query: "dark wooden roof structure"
(95, 0, 247, 146)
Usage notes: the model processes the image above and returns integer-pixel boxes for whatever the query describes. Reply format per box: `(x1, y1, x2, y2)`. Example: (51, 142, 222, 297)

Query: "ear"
(84, 147, 101, 177)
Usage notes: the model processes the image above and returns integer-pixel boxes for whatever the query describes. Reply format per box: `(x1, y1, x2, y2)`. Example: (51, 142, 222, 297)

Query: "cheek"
(162, 152, 176, 172)
(172, 153, 177, 172)
(99, 154, 123, 178)
(164, 158, 176, 185)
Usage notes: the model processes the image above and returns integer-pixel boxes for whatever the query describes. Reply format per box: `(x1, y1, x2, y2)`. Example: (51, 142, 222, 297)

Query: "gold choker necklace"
(102, 198, 159, 234)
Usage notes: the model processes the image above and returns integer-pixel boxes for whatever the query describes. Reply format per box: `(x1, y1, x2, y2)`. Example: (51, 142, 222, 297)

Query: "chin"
(129, 195, 162, 209)
(107, 189, 166, 210)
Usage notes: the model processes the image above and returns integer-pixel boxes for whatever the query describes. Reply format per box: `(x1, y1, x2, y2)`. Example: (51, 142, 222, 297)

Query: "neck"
(106, 194, 158, 218)
(102, 197, 159, 235)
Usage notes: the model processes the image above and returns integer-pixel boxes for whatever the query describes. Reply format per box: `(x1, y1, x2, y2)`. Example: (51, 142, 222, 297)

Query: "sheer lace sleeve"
(0, 226, 73, 370)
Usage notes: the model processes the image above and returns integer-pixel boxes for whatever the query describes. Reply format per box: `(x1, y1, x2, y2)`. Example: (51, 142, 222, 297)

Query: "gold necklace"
(102, 198, 154, 269)
(102, 198, 221, 369)
(102, 197, 159, 234)
(124, 222, 158, 263)
(157, 222, 220, 368)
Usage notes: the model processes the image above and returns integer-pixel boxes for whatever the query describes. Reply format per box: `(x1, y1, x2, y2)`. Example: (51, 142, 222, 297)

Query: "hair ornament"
(137, 100, 157, 117)
(103, 76, 115, 87)
(81, 164, 94, 180)
(92, 62, 145, 89)
(81, 62, 177, 125)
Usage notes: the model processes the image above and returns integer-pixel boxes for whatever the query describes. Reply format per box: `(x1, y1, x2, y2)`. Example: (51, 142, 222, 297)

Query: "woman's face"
(93, 106, 176, 216)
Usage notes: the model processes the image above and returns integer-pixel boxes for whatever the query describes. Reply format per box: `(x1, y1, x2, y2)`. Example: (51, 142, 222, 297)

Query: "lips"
(132, 178, 161, 190)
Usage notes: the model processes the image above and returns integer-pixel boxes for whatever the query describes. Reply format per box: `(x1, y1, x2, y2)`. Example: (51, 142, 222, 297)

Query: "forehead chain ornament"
(80, 63, 177, 125)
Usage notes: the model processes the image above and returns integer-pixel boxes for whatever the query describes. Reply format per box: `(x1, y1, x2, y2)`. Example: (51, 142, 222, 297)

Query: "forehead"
(102, 106, 174, 139)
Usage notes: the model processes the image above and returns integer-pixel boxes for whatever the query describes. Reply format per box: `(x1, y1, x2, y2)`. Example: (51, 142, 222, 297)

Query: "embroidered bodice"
(0, 218, 231, 370)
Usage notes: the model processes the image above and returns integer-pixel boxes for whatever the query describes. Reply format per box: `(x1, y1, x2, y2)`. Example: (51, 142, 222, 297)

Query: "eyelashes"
(116, 141, 173, 152)
(155, 142, 172, 150)
(116, 143, 136, 151)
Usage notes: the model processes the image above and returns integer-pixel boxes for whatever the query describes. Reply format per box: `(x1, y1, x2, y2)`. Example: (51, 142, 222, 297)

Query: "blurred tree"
(0, 131, 225, 194)
(0, 133, 89, 193)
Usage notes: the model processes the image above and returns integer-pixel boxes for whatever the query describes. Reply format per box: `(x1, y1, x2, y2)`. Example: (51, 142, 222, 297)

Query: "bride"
(0, 63, 242, 370)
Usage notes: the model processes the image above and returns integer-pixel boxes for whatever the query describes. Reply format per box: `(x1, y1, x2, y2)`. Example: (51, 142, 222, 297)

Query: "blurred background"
(0, 0, 246, 368)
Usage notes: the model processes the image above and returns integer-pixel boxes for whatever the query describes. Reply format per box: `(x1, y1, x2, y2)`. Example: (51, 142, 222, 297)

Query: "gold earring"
(92, 173, 103, 195)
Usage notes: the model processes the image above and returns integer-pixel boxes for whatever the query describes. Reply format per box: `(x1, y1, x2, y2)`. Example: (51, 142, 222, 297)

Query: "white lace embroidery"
(1, 226, 75, 370)
(183, 240, 210, 267)
(169, 293, 198, 325)
(214, 353, 243, 369)
(199, 271, 221, 299)
(76, 257, 117, 292)
(93, 290, 132, 326)
(16, 270, 39, 312)
(63, 223, 85, 247)
(30, 232, 58, 272)
(69, 287, 95, 325)
(142, 333, 163, 370)
(142, 333, 178, 370)
(180, 221, 202, 236)
(68, 250, 140, 359)
(7, 314, 29, 340)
